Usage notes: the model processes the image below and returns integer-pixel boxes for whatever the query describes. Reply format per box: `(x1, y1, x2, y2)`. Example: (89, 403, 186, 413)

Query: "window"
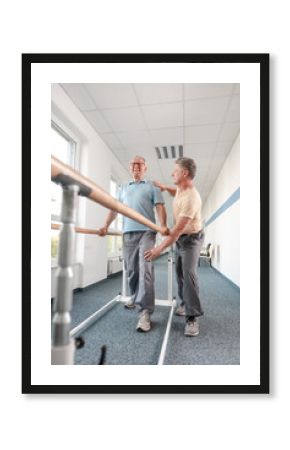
(108, 179, 123, 256)
(51, 123, 76, 265)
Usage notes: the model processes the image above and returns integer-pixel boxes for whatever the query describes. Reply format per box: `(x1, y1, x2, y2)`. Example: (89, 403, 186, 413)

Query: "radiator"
(108, 257, 123, 275)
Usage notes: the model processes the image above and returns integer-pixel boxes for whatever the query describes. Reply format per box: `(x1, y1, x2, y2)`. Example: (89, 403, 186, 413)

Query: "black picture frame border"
(22, 53, 269, 394)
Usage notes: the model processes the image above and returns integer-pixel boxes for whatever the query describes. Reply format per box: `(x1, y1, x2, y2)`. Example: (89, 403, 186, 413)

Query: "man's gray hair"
(176, 157, 197, 179)
(133, 155, 146, 163)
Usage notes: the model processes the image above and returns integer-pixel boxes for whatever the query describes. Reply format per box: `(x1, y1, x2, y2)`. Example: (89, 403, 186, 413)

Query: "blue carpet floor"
(67, 254, 240, 365)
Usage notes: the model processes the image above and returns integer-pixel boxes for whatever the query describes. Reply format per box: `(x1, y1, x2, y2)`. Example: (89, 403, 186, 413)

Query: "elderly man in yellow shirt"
(144, 157, 204, 337)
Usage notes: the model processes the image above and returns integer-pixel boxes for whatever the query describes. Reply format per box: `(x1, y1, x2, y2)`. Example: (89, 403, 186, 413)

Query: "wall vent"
(155, 145, 183, 159)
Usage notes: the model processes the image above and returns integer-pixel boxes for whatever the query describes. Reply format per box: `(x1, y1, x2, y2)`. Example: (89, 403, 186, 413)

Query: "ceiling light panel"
(155, 145, 183, 159)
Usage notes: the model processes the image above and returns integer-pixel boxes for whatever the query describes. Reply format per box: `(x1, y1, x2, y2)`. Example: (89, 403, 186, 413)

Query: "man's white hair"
(132, 155, 146, 163)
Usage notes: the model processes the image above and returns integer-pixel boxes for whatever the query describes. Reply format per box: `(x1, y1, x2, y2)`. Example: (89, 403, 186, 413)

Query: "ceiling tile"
(99, 133, 123, 149)
(111, 150, 132, 167)
(211, 155, 226, 177)
(142, 103, 183, 129)
(112, 148, 130, 158)
(85, 83, 138, 109)
(149, 127, 183, 146)
(218, 122, 239, 142)
(58, 82, 240, 206)
(185, 97, 230, 126)
(102, 107, 146, 132)
(117, 130, 153, 146)
(134, 83, 183, 105)
(158, 159, 177, 174)
(61, 84, 96, 111)
(146, 167, 164, 181)
(185, 124, 221, 143)
(201, 185, 214, 203)
(215, 141, 233, 157)
(194, 172, 205, 185)
(125, 144, 155, 155)
(184, 83, 234, 100)
(194, 165, 208, 175)
(83, 110, 111, 133)
(233, 84, 240, 94)
(184, 142, 216, 158)
(225, 95, 240, 122)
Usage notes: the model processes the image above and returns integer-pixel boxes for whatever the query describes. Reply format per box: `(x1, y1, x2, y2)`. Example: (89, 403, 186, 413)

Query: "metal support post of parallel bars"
(51, 185, 79, 364)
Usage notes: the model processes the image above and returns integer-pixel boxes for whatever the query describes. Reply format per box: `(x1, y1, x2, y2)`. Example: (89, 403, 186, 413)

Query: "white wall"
(202, 134, 240, 286)
(51, 84, 128, 290)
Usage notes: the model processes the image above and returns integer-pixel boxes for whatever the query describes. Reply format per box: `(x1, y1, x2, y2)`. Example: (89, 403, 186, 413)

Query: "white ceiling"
(60, 83, 239, 203)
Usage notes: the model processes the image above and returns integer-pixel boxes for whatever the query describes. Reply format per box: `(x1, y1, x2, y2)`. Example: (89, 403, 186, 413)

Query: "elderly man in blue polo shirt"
(99, 155, 168, 332)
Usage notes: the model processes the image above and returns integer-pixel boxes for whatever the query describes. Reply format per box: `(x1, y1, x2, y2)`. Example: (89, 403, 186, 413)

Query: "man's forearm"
(163, 185, 177, 197)
(158, 234, 176, 252)
(104, 210, 118, 227)
(157, 217, 190, 252)
(156, 204, 167, 227)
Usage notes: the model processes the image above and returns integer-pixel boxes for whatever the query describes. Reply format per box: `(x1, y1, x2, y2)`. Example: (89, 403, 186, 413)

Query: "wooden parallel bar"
(51, 155, 163, 233)
(51, 222, 122, 236)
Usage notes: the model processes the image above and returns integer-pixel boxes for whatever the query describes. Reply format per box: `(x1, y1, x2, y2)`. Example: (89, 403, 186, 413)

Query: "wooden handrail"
(51, 155, 163, 233)
(51, 223, 122, 236)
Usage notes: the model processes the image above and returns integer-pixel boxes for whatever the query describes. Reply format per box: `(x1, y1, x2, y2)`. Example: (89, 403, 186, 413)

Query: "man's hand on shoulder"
(153, 180, 165, 191)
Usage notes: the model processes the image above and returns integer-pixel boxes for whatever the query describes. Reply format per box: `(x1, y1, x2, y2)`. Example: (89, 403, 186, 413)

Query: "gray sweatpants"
(123, 231, 156, 314)
(175, 231, 205, 319)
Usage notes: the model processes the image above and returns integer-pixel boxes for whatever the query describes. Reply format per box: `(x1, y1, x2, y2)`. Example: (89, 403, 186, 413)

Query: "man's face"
(129, 158, 147, 181)
(172, 163, 186, 185)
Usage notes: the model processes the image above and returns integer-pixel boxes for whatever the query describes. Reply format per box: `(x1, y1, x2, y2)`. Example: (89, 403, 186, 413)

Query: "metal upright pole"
(158, 302, 175, 365)
(167, 248, 173, 302)
(51, 184, 79, 364)
(158, 246, 176, 365)
(122, 257, 127, 298)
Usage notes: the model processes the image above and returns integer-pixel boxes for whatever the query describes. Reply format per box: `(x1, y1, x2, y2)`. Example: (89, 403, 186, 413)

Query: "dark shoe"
(136, 310, 151, 332)
(184, 319, 199, 337)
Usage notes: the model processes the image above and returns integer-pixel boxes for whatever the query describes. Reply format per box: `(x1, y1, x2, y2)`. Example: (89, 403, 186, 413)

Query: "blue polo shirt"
(118, 179, 164, 233)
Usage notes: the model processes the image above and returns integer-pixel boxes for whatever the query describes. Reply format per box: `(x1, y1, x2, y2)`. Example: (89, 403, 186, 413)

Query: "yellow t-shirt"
(173, 186, 202, 234)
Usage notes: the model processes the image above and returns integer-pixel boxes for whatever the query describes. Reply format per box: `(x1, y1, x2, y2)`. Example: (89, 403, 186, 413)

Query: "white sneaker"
(175, 304, 185, 316)
(136, 310, 151, 332)
(184, 319, 199, 337)
(124, 297, 135, 309)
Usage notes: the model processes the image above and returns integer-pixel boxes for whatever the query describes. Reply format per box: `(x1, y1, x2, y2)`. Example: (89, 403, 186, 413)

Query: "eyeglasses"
(129, 162, 145, 166)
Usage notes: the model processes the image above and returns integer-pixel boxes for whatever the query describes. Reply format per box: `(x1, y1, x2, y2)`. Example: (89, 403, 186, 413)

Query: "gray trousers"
(175, 231, 205, 319)
(123, 231, 156, 314)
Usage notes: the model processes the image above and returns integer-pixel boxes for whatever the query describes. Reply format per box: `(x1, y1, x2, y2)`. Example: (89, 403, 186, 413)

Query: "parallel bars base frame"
(70, 256, 176, 365)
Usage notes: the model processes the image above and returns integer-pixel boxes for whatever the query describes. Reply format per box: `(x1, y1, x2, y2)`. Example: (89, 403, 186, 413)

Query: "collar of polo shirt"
(129, 179, 147, 185)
